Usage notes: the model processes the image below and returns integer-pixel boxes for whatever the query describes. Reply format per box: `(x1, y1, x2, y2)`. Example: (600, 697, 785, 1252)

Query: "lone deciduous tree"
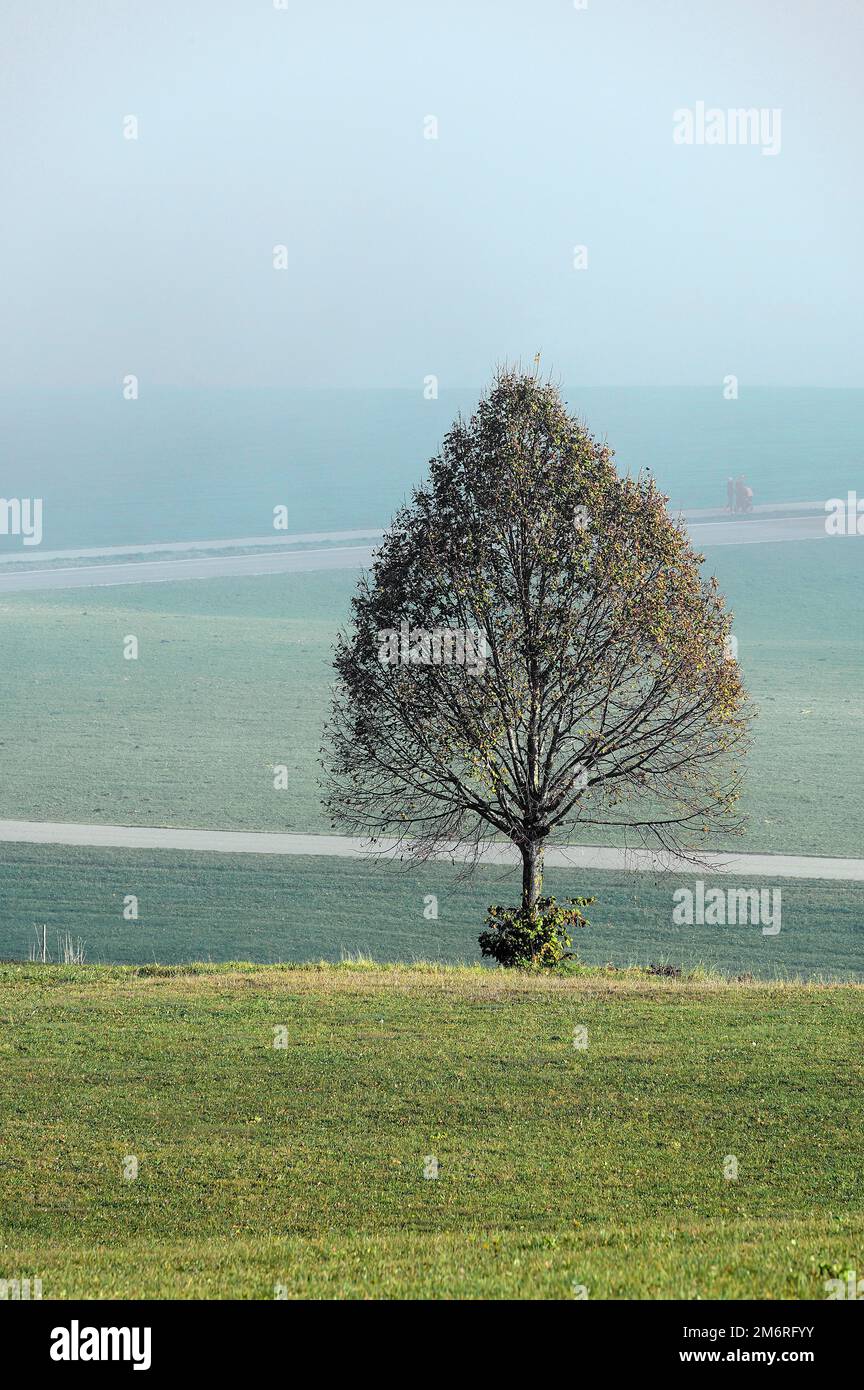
(322, 368, 751, 922)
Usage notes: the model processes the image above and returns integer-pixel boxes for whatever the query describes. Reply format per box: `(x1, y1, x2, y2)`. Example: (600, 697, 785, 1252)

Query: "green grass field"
(0, 540, 861, 856)
(0, 568, 345, 834)
(1, 963, 862, 1299)
(0, 842, 861, 978)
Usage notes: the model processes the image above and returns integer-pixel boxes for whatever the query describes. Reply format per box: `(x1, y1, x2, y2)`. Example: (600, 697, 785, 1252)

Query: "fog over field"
(0, 0, 861, 975)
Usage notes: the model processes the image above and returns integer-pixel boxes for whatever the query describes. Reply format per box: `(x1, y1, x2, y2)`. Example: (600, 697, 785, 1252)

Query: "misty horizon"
(1, 0, 861, 392)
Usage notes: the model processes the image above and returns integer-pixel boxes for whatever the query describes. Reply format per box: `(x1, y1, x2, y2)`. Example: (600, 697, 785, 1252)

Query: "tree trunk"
(521, 841, 544, 916)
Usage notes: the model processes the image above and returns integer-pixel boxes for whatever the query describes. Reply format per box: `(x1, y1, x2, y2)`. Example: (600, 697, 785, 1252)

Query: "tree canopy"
(322, 368, 751, 916)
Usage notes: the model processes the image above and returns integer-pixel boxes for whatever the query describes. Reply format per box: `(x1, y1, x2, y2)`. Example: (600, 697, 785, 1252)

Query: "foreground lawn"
(1, 963, 862, 1300)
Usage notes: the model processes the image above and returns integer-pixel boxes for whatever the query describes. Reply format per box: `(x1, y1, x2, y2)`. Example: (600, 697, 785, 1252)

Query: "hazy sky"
(1, 0, 861, 389)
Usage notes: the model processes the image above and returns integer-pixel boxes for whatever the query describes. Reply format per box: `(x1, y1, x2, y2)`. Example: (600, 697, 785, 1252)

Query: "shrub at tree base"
(478, 895, 594, 970)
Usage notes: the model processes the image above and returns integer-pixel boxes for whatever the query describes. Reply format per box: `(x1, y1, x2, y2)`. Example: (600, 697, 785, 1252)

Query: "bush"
(478, 895, 594, 970)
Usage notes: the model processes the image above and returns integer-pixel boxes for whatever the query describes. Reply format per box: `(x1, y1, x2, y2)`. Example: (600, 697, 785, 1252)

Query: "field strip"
(0, 819, 861, 880)
(0, 516, 834, 593)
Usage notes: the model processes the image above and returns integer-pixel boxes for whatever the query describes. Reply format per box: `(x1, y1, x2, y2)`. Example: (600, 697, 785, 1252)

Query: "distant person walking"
(726, 476, 735, 512)
(735, 475, 753, 513)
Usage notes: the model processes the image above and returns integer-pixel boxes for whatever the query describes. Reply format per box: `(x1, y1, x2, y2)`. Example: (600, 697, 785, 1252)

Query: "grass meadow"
(1, 963, 861, 1299)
